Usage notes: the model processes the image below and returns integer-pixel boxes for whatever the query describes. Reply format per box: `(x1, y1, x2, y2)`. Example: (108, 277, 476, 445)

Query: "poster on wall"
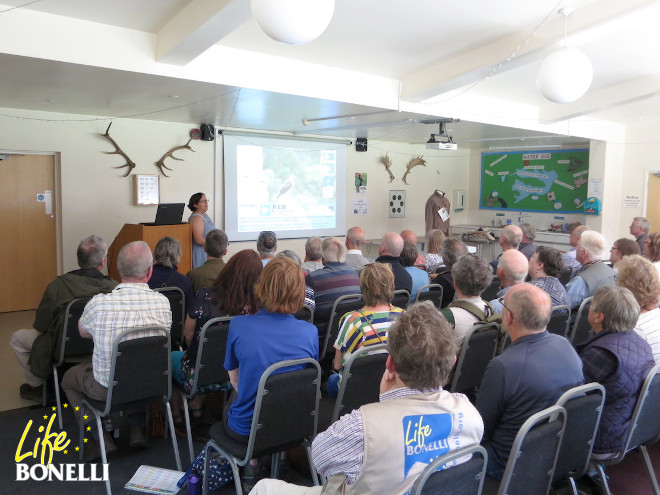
(352, 197, 368, 215)
(355, 173, 367, 193)
(480, 149, 589, 213)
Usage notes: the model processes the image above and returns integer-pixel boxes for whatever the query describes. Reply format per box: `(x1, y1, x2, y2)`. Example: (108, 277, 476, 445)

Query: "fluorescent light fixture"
(488, 144, 563, 151)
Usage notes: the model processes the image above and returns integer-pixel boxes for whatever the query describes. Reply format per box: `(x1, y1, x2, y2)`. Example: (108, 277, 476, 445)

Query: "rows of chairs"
(413, 366, 660, 495)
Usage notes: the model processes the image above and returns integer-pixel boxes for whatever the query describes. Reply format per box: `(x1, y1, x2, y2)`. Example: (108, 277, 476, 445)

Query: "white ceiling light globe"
(536, 47, 593, 103)
(250, 0, 336, 45)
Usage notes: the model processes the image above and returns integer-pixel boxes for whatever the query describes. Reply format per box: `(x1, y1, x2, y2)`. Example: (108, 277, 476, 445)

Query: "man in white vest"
(248, 301, 484, 494)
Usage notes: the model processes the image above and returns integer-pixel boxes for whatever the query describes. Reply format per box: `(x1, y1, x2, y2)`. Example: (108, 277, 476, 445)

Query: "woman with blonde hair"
(425, 229, 446, 275)
(616, 254, 660, 362)
(327, 262, 404, 397)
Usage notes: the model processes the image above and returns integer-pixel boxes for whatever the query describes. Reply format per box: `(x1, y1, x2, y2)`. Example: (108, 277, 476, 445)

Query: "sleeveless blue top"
(188, 212, 215, 269)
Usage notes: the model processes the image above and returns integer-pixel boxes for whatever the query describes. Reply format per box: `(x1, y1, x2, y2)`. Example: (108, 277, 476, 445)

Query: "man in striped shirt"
(62, 241, 172, 460)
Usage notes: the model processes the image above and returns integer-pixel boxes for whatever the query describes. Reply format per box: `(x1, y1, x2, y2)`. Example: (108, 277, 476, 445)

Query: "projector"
(426, 141, 458, 151)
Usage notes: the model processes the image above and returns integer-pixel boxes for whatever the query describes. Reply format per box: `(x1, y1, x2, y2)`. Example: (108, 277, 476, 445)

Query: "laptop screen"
(153, 203, 185, 225)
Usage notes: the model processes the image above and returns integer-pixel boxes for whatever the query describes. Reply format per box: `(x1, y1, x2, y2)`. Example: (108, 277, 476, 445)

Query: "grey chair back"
(547, 305, 571, 338)
(552, 383, 605, 488)
(497, 405, 566, 495)
(50, 297, 92, 429)
(154, 286, 185, 350)
(203, 359, 322, 494)
(293, 303, 315, 323)
(415, 283, 444, 308)
(180, 316, 232, 462)
(321, 294, 363, 358)
(569, 297, 592, 345)
(592, 364, 660, 495)
(79, 326, 181, 494)
(559, 266, 573, 286)
(331, 344, 388, 423)
(411, 444, 487, 495)
(392, 289, 411, 309)
(450, 322, 499, 394)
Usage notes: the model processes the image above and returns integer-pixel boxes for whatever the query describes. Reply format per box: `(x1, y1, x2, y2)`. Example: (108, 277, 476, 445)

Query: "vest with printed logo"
(322, 390, 483, 495)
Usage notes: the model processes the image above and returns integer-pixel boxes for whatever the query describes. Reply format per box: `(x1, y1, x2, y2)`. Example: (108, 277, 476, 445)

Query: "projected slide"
(224, 134, 346, 241)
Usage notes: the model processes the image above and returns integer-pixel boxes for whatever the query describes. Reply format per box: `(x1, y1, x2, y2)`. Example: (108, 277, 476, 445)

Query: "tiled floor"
(1, 310, 39, 412)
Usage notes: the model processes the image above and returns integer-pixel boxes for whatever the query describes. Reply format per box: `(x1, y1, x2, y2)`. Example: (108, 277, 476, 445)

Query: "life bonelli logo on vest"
(15, 405, 109, 482)
(402, 412, 456, 479)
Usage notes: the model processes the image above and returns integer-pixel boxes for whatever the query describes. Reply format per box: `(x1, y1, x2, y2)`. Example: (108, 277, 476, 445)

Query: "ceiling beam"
(156, 0, 251, 66)
(539, 75, 660, 124)
(400, 0, 659, 102)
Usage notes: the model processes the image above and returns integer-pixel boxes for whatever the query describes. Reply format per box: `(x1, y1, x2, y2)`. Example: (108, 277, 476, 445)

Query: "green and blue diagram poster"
(480, 149, 589, 213)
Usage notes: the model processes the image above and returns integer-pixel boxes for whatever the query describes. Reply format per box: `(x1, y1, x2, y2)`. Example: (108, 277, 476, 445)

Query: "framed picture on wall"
(133, 174, 160, 205)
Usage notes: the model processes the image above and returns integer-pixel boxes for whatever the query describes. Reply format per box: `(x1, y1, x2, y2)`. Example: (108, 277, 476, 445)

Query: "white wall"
(0, 109, 215, 271)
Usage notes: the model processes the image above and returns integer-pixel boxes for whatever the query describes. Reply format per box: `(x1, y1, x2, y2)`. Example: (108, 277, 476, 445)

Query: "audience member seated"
(344, 226, 370, 272)
(528, 246, 570, 310)
(305, 237, 361, 322)
(375, 232, 413, 294)
(327, 263, 404, 397)
(276, 250, 316, 309)
(518, 223, 537, 260)
(630, 216, 651, 255)
(10, 235, 117, 402)
(609, 237, 640, 268)
(62, 241, 172, 460)
(250, 301, 484, 495)
(224, 256, 318, 489)
(171, 249, 262, 433)
(489, 249, 528, 313)
(148, 236, 195, 314)
(440, 254, 495, 346)
(562, 224, 588, 277)
(616, 255, 660, 362)
(301, 236, 324, 274)
(400, 240, 430, 300)
(257, 230, 277, 266)
(400, 229, 425, 267)
(643, 231, 660, 277)
(577, 286, 655, 460)
(490, 224, 523, 273)
(476, 284, 584, 479)
(186, 229, 228, 293)
(565, 230, 616, 309)
(424, 229, 446, 274)
(435, 238, 469, 307)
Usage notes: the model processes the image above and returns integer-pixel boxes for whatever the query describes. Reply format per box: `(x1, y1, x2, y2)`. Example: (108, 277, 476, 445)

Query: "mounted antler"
(402, 156, 426, 185)
(379, 153, 395, 183)
(155, 138, 195, 177)
(101, 122, 136, 177)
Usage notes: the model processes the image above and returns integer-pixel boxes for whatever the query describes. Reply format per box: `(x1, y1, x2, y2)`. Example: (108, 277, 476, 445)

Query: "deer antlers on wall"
(378, 154, 427, 184)
(100, 122, 195, 177)
(101, 123, 136, 177)
(156, 138, 195, 177)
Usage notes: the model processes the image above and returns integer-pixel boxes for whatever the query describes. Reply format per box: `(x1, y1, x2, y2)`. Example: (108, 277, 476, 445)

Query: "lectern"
(108, 223, 192, 281)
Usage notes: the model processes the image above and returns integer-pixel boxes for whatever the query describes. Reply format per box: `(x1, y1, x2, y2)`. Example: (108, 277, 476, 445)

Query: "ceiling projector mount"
(423, 118, 460, 150)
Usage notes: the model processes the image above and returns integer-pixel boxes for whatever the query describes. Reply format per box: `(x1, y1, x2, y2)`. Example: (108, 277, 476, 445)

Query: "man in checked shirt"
(249, 301, 484, 494)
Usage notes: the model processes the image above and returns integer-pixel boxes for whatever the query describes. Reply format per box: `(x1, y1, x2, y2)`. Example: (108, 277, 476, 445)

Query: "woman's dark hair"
(536, 246, 564, 278)
(209, 249, 262, 315)
(187, 192, 204, 212)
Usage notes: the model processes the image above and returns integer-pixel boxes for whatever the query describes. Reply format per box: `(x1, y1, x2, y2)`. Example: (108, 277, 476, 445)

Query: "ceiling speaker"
(355, 138, 367, 152)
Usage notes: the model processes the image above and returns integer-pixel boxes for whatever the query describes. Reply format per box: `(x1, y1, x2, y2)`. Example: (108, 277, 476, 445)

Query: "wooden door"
(0, 154, 57, 312)
(647, 173, 660, 232)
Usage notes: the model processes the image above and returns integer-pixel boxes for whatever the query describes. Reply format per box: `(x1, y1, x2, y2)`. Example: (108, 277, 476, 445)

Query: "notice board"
(480, 149, 589, 213)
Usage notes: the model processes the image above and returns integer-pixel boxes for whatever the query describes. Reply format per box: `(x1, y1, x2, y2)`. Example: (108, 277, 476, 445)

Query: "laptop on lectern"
(141, 203, 185, 226)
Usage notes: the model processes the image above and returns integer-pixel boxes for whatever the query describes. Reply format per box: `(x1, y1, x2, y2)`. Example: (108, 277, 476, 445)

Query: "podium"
(108, 223, 192, 281)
